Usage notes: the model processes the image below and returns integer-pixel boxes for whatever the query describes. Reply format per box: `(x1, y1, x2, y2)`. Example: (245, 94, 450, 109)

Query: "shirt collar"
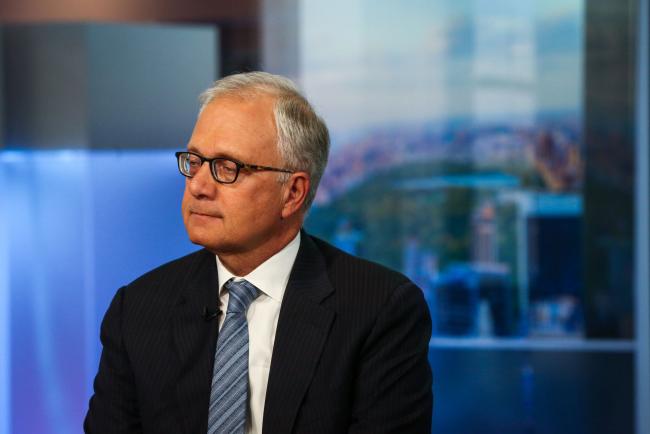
(215, 231, 301, 302)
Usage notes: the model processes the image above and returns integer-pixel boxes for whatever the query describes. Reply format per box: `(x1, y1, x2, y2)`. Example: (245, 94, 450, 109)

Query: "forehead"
(188, 94, 278, 160)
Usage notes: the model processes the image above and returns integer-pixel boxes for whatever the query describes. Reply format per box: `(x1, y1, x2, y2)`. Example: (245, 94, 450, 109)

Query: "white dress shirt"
(215, 232, 300, 434)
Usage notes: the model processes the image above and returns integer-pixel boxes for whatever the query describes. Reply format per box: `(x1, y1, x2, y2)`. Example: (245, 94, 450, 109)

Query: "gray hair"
(198, 71, 330, 210)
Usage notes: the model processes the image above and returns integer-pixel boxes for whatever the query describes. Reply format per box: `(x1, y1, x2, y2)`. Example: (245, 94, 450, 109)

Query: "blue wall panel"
(0, 150, 195, 433)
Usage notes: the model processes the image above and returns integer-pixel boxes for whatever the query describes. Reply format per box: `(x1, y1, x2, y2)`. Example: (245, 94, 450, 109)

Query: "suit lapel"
(262, 233, 336, 434)
(172, 249, 221, 434)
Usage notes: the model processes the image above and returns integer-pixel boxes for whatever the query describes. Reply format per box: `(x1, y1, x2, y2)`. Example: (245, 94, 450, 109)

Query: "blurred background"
(0, 0, 648, 433)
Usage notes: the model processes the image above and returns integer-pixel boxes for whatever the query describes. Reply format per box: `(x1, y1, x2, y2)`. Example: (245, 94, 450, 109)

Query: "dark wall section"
(583, 0, 637, 338)
(218, 20, 261, 75)
(261, 0, 299, 79)
(86, 24, 217, 148)
(0, 0, 258, 23)
(0, 23, 217, 149)
(3, 25, 87, 148)
(0, 0, 262, 86)
(0, 31, 4, 144)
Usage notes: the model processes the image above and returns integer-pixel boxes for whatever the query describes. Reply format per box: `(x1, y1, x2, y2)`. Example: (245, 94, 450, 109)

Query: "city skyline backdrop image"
(301, 0, 586, 339)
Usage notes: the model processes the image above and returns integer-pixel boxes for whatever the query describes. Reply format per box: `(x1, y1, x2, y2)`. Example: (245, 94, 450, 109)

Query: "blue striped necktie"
(207, 278, 260, 434)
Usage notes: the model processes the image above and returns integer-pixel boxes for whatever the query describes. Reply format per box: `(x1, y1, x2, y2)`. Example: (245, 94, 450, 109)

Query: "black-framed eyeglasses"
(175, 151, 295, 184)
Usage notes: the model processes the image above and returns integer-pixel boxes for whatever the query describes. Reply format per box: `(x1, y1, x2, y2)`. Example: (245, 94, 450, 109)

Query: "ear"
(281, 172, 310, 219)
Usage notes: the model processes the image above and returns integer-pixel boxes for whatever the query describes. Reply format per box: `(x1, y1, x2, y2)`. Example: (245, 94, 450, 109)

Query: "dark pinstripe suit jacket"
(84, 232, 433, 434)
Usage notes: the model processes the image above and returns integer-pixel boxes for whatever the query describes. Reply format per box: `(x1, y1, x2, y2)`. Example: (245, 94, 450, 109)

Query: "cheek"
(181, 190, 192, 224)
(250, 192, 283, 223)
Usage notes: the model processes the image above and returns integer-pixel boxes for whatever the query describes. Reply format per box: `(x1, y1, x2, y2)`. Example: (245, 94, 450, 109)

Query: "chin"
(185, 229, 227, 253)
(186, 227, 213, 247)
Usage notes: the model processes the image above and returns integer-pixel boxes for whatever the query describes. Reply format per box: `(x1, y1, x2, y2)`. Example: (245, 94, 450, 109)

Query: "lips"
(189, 209, 222, 218)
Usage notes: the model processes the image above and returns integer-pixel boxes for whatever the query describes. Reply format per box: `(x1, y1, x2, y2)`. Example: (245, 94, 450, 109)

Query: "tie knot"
(224, 279, 260, 313)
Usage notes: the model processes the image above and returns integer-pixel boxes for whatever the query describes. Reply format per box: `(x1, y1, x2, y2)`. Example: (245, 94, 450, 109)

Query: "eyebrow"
(186, 144, 202, 154)
(185, 145, 242, 162)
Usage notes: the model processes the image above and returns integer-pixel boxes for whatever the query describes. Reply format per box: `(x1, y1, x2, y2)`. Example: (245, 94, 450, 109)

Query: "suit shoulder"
(306, 234, 426, 328)
(111, 248, 215, 320)
(309, 235, 411, 290)
(125, 248, 211, 293)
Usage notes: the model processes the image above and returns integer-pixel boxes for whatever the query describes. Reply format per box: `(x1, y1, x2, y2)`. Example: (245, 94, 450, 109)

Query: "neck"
(217, 226, 300, 276)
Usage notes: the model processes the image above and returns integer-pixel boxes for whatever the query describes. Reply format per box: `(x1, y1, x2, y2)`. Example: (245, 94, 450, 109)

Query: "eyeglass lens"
(179, 152, 240, 183)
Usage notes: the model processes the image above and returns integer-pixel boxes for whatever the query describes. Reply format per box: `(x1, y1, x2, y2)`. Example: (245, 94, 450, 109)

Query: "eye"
(216, 159, 238, 173)
(222, 165, 237, 174)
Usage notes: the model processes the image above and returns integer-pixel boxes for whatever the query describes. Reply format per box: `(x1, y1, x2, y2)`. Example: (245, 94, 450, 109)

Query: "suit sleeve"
(84, 286, 143, 433)
(348, 281, 433, 434)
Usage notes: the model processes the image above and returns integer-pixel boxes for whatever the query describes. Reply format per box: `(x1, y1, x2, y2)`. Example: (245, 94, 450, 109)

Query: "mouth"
(189, 210, 222, 219)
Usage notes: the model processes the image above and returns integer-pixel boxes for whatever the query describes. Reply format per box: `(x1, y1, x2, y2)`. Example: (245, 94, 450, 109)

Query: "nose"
(187, 161, 217, 198)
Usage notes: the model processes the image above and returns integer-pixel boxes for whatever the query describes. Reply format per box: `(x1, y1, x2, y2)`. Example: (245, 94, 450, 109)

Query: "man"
(85, 72, 433, 434)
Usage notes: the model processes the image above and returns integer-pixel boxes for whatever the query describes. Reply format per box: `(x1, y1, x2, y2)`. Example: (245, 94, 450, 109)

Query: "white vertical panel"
(635, 0, 649, 432)
(0, 154, 11, 434)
